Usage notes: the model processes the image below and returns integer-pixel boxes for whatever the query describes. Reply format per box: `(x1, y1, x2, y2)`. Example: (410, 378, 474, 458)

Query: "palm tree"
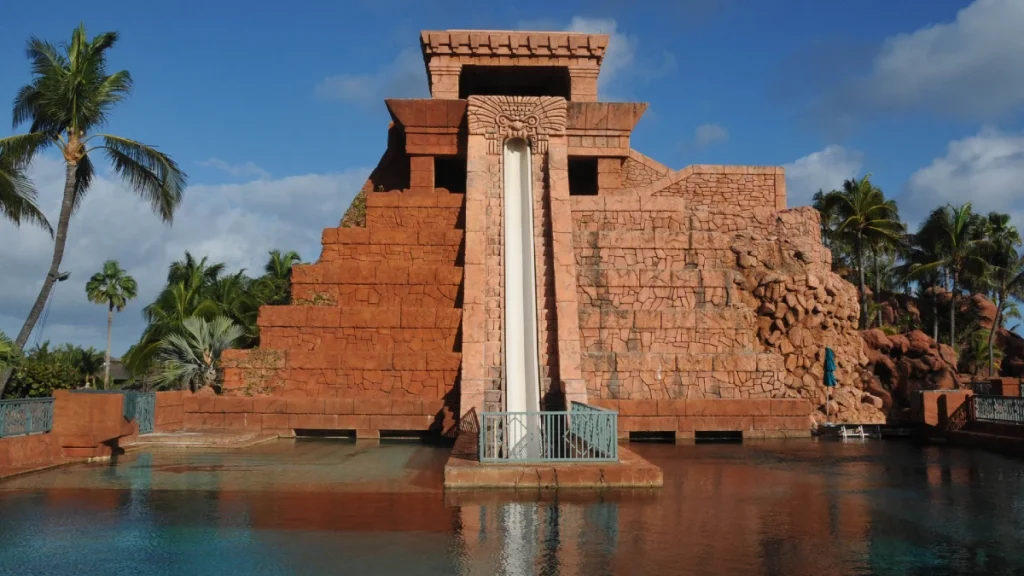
(0, 24, 186, 395)
(259, 249, 301, 305)
(53, 343, 105, 387)
(0, 149, 50, 232)
(912, 203, 988, 350)
(150, 316, 242, 392)
(85, 260, 137, 388)
(125, 252, 230, 375)
(821, 175, 905, 328)
(984, 251, 1024, 376)
(0, 330, 16, 373)
(265, 249, 302, 281)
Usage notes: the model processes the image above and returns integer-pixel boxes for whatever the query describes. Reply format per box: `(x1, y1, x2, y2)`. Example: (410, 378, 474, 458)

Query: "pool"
(1, 439, 1022, 575)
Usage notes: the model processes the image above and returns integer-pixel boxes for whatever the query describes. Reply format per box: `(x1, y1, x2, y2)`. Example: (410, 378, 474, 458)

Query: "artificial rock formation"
(220, 29, 879, 439)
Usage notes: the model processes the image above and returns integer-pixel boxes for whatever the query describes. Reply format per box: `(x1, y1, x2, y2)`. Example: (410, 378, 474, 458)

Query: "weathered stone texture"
(572, 162, 884, 425)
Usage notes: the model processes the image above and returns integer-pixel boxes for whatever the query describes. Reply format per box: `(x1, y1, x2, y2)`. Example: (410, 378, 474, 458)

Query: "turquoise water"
(1, 439, 1023, 575)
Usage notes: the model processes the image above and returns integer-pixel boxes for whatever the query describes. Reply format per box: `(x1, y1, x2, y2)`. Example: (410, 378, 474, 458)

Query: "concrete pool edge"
(443, 446, 664, 489)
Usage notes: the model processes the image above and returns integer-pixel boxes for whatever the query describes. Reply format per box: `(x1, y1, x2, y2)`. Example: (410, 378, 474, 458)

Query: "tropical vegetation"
(0, 23, 187, 395)
(815, 176, 1024, 377)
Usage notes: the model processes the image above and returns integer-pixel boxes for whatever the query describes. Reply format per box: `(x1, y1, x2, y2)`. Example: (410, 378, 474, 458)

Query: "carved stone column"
(460, 96, 585, 419)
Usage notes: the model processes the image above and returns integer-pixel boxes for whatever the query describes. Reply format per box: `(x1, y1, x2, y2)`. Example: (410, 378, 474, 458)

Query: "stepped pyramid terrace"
(216, 29, 884, 467)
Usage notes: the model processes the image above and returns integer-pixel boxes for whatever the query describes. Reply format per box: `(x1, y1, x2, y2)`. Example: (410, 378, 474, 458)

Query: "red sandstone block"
(354, 398, 392, 415)
(337, 415, 371, 429)
(617, 399, 658, 417)
(369, 415, 432, 430)
(262, 413, 289, 429)
(679, 416, 755, 432)
(183, 395, 204, 414)
(436, 267, 463, 286)
(770, 399, 811, 416)
(752, 415, 811, 431)
(286, 398, 325, 414)
(391, 400, 423, 415)
(215, 398, 253, 413)
(427, 353, 462, 371)
(408, 265, 437, 285)
(340, 352, 392, 370)
(603, 194, 641, 211)
(324, 398, 355, 414)
(421, 399, 446, 415)
(192, 396, 217, 414)
(619, 416, 677, 432)
(258, 306, 309, 328)
(634, 310, 661, 329)
(587, 398, 619, 411)
(252, 397, 287, 414)
(335, 227, 369, 244)
(375, 266, 410, 285)
(435, 310, 462, 329)
(369, 227, 418, 246)
(685, 399, 771, 417)
(401, 308, 437, 328)
(657, 400, 687, 416)
(221, 413, 249, 429)
(394, 353, 427, 370)
(189, 413, 225, 429)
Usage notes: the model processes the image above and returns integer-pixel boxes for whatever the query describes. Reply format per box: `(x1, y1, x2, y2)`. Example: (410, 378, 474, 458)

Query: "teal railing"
(972, 396, 1024, 424)
(135, 393, 155, 434)
(479, 401, 618, 463)
(0, 398, 54, 438)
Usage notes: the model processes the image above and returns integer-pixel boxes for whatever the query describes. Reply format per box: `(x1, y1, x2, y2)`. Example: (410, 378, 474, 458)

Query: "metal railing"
(972, 396, 1024, 424)
(0, 398, 54, 438)
(479, 401, 618, 463)
(136, 392, 155, 434)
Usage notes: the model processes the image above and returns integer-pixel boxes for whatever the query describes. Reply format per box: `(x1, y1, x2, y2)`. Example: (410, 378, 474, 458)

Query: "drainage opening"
(629, 431, 676, 443)
(295, 429, 356, 439)
(694, 430, 743, 443)
(379, 430, 429, 440)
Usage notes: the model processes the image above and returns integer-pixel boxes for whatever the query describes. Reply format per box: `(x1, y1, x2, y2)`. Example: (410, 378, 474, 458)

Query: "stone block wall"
(572, 153, 884, 427)
(180, 395, 444, 439)
(222, 184, 465, 435)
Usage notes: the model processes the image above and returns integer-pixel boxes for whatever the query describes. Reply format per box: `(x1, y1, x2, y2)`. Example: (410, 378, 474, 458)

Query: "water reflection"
(1, 439, 1023, 575)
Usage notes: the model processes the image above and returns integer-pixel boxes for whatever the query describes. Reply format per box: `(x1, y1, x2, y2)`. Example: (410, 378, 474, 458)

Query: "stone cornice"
(421, 30, 608, 60)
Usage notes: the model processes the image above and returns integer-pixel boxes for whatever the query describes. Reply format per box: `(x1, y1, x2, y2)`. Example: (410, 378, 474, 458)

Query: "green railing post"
(478, 402, 618, 463)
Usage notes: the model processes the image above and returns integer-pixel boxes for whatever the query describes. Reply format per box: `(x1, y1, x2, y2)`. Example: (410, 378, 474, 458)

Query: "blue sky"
(2, 0, 1023, 354)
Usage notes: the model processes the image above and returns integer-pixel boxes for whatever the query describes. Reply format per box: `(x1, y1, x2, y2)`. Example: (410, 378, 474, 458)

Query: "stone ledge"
(443, 445, 662, 489)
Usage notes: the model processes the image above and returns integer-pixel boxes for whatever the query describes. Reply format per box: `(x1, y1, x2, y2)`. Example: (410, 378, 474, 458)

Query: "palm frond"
(101, 135, 186, 222)
(0, 150, 51, 234)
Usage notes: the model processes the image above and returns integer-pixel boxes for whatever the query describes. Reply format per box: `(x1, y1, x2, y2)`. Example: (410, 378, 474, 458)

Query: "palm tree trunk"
(873, 250, 881, 327)
(932, 287, 939, 342)
(104, 302, 113, 390)
(950, 271, 958, 351)
(0, 161, 77, 396)
(988, 296, 1002, 377)
(857, 233, 867, 329)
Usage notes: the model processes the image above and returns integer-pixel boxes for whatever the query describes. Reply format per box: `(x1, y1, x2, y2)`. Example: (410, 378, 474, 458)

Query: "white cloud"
(565, 17, 638, 92)
(783, 145, 864, 208)
(693, 123, 729, 148)
(904, 127, 1024, 226)
(0, 155, 369, 355)
(867, 0, 1024, 118)
(198, 158, 271, 180)
(315, 47, 428, 103)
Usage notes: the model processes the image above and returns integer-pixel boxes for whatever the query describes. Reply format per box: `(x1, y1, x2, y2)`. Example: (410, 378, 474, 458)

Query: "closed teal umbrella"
(824, 347, 837, 388)
(824, 347, 836, 421)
